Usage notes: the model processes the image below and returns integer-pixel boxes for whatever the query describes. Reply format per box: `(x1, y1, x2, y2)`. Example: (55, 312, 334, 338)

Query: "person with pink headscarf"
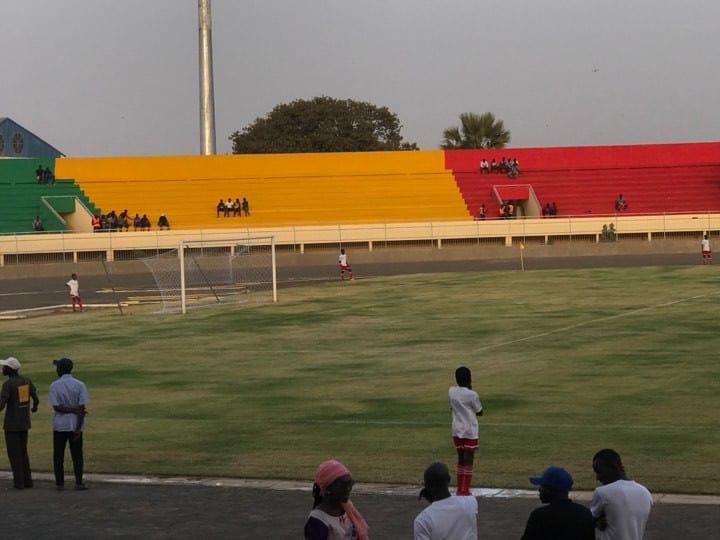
(304, 459, 369, 540)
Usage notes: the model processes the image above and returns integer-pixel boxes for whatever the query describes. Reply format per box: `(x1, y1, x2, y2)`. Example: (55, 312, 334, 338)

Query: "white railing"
(1, 212, 718, 266)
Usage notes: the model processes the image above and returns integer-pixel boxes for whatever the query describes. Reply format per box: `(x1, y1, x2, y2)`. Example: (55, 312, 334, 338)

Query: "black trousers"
(4, 430, 32, 488)
(53, 431, 84, 486)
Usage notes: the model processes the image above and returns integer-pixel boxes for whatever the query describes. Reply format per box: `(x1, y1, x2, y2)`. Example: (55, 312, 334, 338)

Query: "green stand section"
(0, 158, 99, 233)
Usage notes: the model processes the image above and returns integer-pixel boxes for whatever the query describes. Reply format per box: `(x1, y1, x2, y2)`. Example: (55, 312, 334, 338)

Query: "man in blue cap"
(521, 466, 595, 540)
(49, 357, 90, 491)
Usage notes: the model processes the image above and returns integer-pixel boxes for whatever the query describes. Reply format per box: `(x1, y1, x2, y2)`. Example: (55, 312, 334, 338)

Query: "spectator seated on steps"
(157, 214, 170, 230)
(615, 194, 628, 211)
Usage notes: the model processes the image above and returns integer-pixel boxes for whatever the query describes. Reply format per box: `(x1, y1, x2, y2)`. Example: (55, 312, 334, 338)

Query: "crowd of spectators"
(92, 209, 166, 232)
(542, 202, 558, 217)
(216, 197, 250, 217)
(35, 165, 55, 185)
(479, 157, 521, 178)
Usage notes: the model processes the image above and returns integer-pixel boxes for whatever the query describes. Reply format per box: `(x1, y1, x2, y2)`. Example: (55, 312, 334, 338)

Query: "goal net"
(141, 236, 277, 313)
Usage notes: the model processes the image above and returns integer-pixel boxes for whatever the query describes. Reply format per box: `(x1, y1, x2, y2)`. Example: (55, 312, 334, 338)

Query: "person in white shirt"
(701, 234, 712, 264)
(590, 448, 653, 540)
(338, 249, 354, 280)
(449, 366, 483, 495)
(414, 461, 478, 540)
(65, 273, 83, 312)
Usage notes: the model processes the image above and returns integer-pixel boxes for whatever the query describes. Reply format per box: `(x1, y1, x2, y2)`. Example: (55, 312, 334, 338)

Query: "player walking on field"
(701, 234, 712, 264)
(338, 248, 354, 280)
(66, 273, 83, 312)
(449, 366, 483, 496)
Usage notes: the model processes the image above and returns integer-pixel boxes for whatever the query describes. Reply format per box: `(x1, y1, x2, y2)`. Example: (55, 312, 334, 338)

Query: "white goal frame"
(141, 235, 277, 314)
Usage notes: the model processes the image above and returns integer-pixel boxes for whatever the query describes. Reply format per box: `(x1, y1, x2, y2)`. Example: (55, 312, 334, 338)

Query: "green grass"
(3, 265, 719, 494)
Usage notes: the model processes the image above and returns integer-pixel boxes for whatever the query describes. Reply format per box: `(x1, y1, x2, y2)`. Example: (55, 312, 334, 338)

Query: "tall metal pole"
(198, 0, 216, 155)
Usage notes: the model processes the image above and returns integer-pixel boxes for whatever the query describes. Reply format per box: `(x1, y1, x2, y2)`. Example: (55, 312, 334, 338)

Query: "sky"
(3, 0, 719, 157)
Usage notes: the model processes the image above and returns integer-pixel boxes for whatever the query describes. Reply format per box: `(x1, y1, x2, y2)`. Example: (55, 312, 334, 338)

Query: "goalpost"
(141, 235, 277, 314)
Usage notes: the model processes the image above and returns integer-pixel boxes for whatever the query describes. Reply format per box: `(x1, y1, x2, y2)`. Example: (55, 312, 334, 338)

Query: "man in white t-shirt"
(414, 462, 478, 540)
(590, 448, 653, 540)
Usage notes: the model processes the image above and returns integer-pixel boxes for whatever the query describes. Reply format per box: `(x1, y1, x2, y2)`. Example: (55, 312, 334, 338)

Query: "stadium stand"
(445, 142, 720, 219)
(2, 143, 718, 234)
(0, 158, 98, 233)
(54, 152, 471, 229)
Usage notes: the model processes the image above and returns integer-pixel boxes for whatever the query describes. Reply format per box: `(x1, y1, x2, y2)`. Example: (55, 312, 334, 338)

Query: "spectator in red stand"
(615, 194, 628, 212)
(550, 202, 558, 217)
(542, 203, 551, 218)
(479, 159, 490, 174)
(490, 158, 498, 173)
(477, 204, 487, 221)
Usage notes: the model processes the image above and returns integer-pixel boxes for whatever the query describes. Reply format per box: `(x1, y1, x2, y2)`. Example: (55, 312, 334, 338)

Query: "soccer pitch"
(4, 265, 719, 495)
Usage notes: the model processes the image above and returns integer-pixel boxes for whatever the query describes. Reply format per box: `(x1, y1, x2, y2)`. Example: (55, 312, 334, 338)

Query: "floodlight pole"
(198, 0, 216, 155)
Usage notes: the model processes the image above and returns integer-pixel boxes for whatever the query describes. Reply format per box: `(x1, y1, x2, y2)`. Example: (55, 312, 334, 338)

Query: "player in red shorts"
(338, 248, 354, 280)
(449, 366, 483, 495)
(701, 234, 712, 265)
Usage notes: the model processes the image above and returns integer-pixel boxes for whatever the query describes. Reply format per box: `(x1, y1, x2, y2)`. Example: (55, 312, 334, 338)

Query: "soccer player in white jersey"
(448, 366, 483, 495)
(338, 248, 354, 280)
(65, 273, 83, 312)
(701, 234, 712, 264)
(591, 448, 653, 540)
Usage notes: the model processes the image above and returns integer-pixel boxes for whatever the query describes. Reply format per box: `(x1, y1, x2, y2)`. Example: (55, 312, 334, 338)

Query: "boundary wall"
(1, 213, 717, 266)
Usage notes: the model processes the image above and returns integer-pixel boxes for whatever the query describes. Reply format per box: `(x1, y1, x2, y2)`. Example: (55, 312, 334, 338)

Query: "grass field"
(3, 265, 719, 494)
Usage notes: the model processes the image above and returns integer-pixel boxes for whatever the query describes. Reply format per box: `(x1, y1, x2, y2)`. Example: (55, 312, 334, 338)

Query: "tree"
(441, 112, 511, 149)
(229, 97, 417, 153)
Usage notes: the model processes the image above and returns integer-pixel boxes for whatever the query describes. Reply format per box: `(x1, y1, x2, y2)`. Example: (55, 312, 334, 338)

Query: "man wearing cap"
(0, 356, 39, 489)
(414, 461, 478, 540)
(49, 357, 90, 491)
(521, 466, 595, 540)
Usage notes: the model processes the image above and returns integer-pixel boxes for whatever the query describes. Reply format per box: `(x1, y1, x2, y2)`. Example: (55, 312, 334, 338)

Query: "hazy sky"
(3, 1, 719, 157)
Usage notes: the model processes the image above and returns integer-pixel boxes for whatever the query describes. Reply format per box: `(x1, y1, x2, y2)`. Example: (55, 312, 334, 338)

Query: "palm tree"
(441, 112, 511, 149)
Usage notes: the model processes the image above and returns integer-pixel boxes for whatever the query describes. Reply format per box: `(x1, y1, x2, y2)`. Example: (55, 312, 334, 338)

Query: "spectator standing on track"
(701, 234, 712, 264)
(48, 357, 89, 491)
(304, 459, 369, 540)
(591, 448, 653, 540)
(414, 461, 478, 540)
(0, 357, 39, 490)
(449, 366, 483, 496)
(338, 248, 354, 280)
(66, 273, 83, 312)
(521, 466, 595, 540)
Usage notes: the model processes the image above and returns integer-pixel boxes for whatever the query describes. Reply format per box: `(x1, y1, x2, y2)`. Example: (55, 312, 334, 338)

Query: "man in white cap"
(0, 357, 39, 489)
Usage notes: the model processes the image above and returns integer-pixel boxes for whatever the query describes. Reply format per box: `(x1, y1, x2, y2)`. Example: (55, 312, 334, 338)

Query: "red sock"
(463, 465, 474, 495)
(456, 466, 464, 496)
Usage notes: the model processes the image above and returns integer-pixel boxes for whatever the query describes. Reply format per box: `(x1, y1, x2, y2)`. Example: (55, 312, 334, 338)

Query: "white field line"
(475, 290, 720, 353)
(302, 419, 713, 431)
